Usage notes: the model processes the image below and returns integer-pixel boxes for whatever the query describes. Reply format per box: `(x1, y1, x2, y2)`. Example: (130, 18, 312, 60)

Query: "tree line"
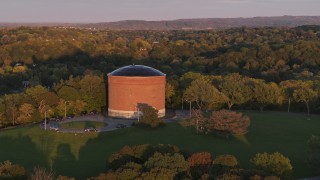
(91, 144, 292, 180)
(0, 73, 106, 128)
(167, 72, 320, 115)
(1, 70, 319, 129)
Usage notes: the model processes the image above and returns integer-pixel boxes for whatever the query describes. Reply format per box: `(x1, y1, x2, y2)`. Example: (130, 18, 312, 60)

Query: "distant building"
(108, 65, 166, 119)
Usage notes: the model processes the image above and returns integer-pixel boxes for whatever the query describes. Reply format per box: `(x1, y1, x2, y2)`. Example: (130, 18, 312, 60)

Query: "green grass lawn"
(0, 111, 319, 179)
(59, 121, 106, 129)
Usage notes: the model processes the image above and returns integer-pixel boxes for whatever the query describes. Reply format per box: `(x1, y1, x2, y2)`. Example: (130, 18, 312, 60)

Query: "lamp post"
(189, 101, 192, 118)
(44, 109, 51, 130)
(64, 101, 69, 119)
(181, 96, 184, 110)
(137, 106, 140, 122)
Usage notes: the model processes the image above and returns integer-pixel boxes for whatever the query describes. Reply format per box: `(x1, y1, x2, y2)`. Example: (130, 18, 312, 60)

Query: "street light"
(181, 96, 184, 110)
(189, 101, 192, 118)
(64, 101, 69, 119)
(44, 109, 52, 130)
(137, 106, 140, 122)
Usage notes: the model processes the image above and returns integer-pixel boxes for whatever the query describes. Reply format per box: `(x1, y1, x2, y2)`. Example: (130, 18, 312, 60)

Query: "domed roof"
(109, 65, 165, 77)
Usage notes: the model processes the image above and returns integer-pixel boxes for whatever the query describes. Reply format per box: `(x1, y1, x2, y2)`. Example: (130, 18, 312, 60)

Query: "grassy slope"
(0, 111, 319, 179)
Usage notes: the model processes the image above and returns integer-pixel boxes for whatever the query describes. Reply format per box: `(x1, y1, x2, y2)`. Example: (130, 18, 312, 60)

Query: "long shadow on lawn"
(0, 134, 48, 170)
(52, 144, 77, 176)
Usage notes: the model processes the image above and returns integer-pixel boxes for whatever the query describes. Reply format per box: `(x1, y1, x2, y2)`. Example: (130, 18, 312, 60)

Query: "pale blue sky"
(0, 0, 319, 23)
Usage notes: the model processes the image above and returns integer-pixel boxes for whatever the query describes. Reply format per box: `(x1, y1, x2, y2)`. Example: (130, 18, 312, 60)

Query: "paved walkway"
(48, 110, 191, 133)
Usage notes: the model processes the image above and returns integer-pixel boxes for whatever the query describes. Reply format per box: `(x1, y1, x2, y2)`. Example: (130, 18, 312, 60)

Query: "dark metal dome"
(109, 65, 165, 77)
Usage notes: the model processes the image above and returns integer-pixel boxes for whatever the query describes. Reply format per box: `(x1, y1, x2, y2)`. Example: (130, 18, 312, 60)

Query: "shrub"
(251, 152, 292, 177)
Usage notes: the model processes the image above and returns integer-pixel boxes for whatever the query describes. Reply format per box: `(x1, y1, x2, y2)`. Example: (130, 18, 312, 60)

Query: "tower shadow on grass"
(0, 134, 48, 171)
(52, 144, 77, 177)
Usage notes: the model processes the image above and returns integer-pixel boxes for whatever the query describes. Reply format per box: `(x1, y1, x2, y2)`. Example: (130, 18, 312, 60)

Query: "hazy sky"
(1, 0, 319, 23)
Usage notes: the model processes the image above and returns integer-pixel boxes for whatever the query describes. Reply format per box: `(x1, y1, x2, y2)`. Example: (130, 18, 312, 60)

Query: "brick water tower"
(108, 65, 166, 119)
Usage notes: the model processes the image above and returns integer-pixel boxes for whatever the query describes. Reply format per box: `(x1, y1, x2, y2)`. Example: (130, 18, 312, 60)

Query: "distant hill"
(1, 16, 320, 30)
(82, 16, 320, 30)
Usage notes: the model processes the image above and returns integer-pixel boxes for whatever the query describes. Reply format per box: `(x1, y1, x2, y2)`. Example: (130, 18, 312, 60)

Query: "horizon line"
(1, 15, 320, 24)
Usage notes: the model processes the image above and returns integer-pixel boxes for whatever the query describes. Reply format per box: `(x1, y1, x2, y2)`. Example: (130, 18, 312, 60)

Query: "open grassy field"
(59, 121, 106, 129)
(0, 111, 319, 179)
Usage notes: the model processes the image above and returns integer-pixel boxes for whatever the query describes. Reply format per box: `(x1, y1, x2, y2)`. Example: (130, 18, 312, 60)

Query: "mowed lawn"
(0, 111, 319, 179)
(59, 121, 106, 129)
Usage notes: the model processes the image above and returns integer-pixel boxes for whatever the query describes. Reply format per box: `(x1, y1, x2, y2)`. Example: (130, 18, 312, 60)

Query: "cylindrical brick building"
(108, 65, 166, 119)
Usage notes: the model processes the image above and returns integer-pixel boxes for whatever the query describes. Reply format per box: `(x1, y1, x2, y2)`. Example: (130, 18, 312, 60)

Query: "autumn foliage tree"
(101, 144, 189, 179)
(251, 152, 292, 177)
(208, 110, 250, 135)
(0, 161, 27, 179)
(184, 78, 225, 110)
(292, 81, 317, 116)
(29, 167, 55, 180)
(17, 103, 36, 123)
(0, 112, 5, 128)
(188, 152, 213, 179)
(252, 80, 282, 112)
(219, 74, 252, 110)
(214, 154, 239, 167)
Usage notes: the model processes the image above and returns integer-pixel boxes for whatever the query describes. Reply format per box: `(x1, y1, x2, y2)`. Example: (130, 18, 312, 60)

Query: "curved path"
(48, 110, 190, 133)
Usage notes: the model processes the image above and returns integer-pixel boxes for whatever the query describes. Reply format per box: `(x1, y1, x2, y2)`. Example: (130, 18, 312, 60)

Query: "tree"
(57, 85, 80, 101)
(79, 74, 106, 112)
(130, 38, 151, 59)
(30, 167, 55, 180)
(25, 85, 49, 106)
(165, 82, 175, 108)
(184, 78, 225, 110)
(0, 99, 8, 127)
(192, 109, 206, 132)
(252, 80, 282, 112)
(293, 82, 317, 116)
(144, 152, 189, 178)
(71, 100, 87, 115)
(55, 99, 71, 117)
(0, 161, 27, 179)
(0, 112, 4, 128)
(251, 152, 292, 177)
(112, 162, 142, 180)
(180, 72, 210, 89)
(17, 103, 36, 123)
(38, 92, 60, 107)
(4, 94, 21, 126)
(150, 44, 171, 60)
(280, 80, 299, 112)
(55, 99, 86, 117)
(219, 74, 253, 109)
(209, 110, 250, 135)
(138, 104, 163, 128)
(211, 155, 239, 179)
(188, 152, 212, 179)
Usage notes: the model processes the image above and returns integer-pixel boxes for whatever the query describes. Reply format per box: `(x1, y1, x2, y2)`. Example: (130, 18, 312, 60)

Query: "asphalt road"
(45, 110, 190, 133)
